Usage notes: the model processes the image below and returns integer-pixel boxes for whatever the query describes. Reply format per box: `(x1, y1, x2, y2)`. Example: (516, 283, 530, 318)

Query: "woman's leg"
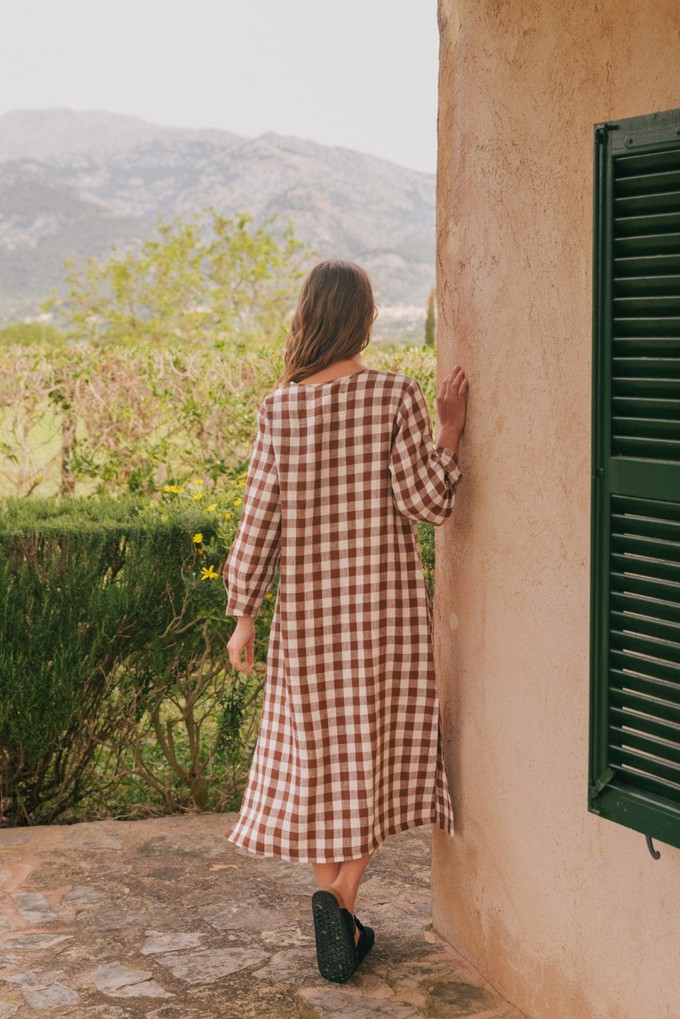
(330, 850, 374, 916)
(311, 861, 341, 887)
(311, 851, 375, 944)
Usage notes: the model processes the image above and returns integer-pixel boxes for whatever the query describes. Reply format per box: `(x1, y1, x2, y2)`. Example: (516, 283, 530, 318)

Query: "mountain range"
(0, 109, 435, 334)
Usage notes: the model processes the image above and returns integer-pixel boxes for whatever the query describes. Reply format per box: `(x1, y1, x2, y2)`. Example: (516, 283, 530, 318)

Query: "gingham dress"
(222, 367, 461, 863)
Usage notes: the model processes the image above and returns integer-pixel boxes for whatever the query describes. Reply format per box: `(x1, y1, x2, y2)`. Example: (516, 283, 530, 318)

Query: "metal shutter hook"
(646, 836, 661, 860)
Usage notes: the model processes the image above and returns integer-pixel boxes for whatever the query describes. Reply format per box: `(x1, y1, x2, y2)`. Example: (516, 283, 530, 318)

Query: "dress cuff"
(434, 447, 463, 490)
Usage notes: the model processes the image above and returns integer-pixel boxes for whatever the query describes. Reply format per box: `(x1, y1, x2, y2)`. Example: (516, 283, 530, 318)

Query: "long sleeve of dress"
(388, 378, 462, 526)
(223, 400, 281, 618)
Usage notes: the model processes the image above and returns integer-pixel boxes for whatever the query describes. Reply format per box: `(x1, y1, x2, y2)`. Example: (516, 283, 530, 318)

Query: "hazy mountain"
(0, 109, 435, 331)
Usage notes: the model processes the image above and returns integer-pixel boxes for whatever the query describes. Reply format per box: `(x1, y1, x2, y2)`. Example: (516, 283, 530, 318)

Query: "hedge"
(0, 495, 265, 826)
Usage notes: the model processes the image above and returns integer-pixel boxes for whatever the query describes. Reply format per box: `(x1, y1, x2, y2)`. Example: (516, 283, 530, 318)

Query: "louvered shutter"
(590, 108, 680, 851)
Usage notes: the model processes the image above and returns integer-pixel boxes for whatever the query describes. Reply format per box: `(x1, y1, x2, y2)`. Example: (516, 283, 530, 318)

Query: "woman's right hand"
(227, 615, 257, 674)
(436, 364, 469, 437)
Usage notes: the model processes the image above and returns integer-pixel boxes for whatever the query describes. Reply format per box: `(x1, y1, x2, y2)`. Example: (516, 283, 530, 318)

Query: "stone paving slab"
(0, 813, 525, 1018)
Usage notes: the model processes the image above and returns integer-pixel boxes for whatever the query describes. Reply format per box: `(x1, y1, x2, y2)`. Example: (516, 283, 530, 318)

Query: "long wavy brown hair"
(273, 260, 376, 388)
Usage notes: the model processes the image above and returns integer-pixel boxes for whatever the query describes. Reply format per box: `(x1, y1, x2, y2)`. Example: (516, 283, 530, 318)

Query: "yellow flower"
(193, 479, 204, 486)
(200, 565, 219, 581)
(234, 497, 243, 507)
(265, 592, 273, 600)
(192, 532, 203, 544)
(193, 492, 204, 501)
(224, 512, 232, 520)
(237, 480, 245, 488)
(207, 503, 217, 511)
(163, 484, 184, 494)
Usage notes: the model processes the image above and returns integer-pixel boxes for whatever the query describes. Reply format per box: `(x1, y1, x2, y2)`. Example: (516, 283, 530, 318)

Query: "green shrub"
(0, 495, 267, 826)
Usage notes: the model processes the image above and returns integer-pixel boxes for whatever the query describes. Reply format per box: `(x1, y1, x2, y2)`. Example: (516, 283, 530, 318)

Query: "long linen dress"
(222, 366, 461, 863)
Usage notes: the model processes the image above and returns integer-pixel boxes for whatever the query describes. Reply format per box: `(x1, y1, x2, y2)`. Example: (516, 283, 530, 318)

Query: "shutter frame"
(590, 108, 680, 852)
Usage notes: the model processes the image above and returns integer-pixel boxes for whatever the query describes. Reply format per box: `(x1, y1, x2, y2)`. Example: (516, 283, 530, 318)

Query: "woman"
(222, 259, 468, 983)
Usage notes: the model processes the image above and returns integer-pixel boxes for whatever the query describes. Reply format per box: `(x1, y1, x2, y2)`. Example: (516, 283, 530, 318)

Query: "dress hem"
(224, 814, 454, 864)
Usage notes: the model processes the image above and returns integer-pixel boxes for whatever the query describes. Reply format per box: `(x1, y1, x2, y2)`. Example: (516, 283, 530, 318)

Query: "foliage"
(424, 287, 436, 347)
(44, 209, 311, 346)
(0, 493, 271, 826)
(0, 323, 64, 346)
(0, 341, 439, 499)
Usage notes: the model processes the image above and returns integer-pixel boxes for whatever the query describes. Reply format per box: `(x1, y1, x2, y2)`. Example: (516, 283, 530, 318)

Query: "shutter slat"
(611, 770, 680, 802)
(612, 396, 680, 416)
(613, 336, 680, 353)
(611, 608, 680, 644)
(611, 381, 680, 399)
(613, 359, 680, 375)
(615, 211, 680, 236)
(613, 438, 680, 459)
(611, 588, 680, 624)
(610, 647, 680, 687)
(609, 629, 680, 662)
(614, 296, 680, 314)
(610, 663, 680, 701)
(610, 570, 680, 602)
(609, 729, 680, 768)
(615, 231, 680, 255)
(615, 147, 680, 177)
(615, 191, 680, 215)
(611, 511, 680, 541)
(614, 275, 680, 296)
(613, 377, 680, 395)
(613, 316, 680, 337)
(613, 418, 680, 440)
(610, 531, 680, 560)
(610, 748, 680, 792)
(612, 495, 680, 521)
(611, 706, 680, 743)
(610, 745, 680, 787)
(610, 682, 680, 725)
(615, 168, 680, 196)
(615, 254, 680, 276)
(611, 552, 680, 584)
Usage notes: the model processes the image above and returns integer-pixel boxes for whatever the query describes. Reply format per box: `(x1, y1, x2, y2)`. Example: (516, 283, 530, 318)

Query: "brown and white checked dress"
(222, 366, 461, 863)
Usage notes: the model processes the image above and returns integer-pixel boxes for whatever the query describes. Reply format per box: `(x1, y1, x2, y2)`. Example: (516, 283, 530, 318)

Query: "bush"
(0, 494, 269, 826)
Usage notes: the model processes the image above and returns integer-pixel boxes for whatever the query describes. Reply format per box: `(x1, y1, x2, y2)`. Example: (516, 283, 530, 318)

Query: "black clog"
(311, 887, 357, 983)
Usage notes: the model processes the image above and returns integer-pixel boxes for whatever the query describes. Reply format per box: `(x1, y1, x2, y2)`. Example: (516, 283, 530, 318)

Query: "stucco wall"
(433, 3, 680, 1017)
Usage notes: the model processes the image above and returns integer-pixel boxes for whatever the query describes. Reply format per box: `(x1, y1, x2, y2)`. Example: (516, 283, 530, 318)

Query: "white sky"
(1, 0, 439, 174)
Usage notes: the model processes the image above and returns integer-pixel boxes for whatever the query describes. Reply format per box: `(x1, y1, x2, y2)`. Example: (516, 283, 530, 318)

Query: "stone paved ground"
(0, 813, 525, 1018)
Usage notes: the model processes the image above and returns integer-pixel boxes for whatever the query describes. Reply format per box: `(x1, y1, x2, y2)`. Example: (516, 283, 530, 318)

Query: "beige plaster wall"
(433, 2, 680, 1017)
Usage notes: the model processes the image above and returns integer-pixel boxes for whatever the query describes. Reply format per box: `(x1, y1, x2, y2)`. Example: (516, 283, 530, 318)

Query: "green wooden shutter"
(590, 108, 680, 851)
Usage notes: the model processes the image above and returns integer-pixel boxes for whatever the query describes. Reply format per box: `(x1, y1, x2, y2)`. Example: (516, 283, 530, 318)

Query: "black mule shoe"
(311, 887, 357, 983)
(353, 915, 375, 966)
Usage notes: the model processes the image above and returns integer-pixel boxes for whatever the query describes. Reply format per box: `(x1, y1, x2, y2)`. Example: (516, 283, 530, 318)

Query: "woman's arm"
(223, 401, 281, 673)
(388, 368, 468, 525)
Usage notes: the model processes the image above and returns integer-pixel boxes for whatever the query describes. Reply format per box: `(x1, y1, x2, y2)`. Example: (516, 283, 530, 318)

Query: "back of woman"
(223, 259, 468, 983)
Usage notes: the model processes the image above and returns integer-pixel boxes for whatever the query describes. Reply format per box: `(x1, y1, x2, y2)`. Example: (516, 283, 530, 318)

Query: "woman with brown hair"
(223, 259, 468, 983)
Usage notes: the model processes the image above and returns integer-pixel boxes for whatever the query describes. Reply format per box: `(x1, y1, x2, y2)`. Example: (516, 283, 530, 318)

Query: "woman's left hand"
(227, 616, 256, 674)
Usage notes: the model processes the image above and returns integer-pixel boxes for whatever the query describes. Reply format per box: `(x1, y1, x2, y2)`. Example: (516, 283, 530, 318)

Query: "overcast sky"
(1, 0, 439, 174)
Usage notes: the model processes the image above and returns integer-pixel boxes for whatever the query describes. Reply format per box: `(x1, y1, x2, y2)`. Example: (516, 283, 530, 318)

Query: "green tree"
(45, 209, 311, 346)
(424, 287, 436, 347)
